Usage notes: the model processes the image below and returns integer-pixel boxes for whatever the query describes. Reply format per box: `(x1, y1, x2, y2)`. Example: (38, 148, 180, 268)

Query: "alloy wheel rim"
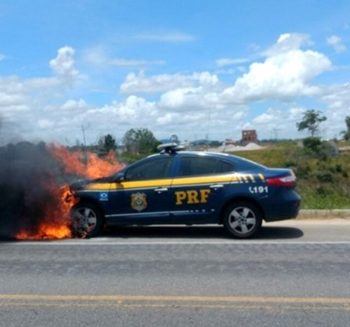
(73, 207, 97, 234)
(228, 206, 256, 234)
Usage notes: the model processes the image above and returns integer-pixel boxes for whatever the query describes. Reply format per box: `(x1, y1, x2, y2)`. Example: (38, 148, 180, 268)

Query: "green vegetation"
(234, 141, 350, 209)
(121, 128, 160, 163)
(342, 116, 350, 141)
(296, 109, 327, 137)
(97, 134, 116, 156)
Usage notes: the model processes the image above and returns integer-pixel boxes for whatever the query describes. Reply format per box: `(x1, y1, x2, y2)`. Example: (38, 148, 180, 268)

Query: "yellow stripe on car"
(82, 173, 263, 192)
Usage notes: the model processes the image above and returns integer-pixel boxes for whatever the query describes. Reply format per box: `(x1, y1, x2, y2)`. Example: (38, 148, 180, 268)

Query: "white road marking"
(6, 240, 350, 246)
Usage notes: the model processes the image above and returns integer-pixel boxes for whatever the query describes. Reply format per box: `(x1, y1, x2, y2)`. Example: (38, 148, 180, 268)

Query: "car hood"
(69, 175, 115, 191)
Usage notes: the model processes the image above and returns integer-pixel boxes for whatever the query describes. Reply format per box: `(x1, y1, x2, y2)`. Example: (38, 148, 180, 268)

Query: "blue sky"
(1, 0, 350, 144)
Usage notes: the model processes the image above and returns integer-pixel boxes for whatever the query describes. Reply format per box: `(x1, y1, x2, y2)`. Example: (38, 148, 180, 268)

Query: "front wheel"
(71, 202, 103, 238)
(223, 201, 262, 238)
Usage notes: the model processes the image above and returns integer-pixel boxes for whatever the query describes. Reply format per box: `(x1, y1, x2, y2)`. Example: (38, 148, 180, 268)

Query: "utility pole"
(206, 107, 212, 151)
(81, 125, 88, 165)
(272, 128, 281, 141)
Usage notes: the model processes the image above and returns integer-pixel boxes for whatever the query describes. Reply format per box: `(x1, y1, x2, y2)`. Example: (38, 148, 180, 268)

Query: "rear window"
(233, 156, 265, 171)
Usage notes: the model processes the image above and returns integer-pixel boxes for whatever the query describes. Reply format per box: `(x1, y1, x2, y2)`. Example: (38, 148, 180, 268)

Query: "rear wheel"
(71, 202, 103, 238)
(223, 201, 262, 238)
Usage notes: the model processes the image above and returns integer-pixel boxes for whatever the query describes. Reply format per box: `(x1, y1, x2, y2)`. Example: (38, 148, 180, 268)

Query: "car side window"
(177, 156, 234, 177)
(125, 157, 172, 181)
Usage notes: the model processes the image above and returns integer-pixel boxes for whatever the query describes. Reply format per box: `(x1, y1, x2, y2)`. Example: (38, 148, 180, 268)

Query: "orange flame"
(15, 146, 124, 240)
(49, 145, 123, 179)
(15, 185, 75, 240)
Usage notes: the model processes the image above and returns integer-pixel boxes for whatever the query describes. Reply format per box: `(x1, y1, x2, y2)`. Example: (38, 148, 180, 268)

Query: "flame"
(16, 225, 72, 240)
(49, 145, 123, 179)
(15, 146, 124, 240)
(15, 185, 75, 240)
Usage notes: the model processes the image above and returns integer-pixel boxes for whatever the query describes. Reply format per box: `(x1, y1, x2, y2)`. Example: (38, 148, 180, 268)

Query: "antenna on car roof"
(157, 143, 185, 154)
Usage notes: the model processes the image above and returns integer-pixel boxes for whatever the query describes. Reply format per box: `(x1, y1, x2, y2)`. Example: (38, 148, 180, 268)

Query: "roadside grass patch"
(233, 142, 350, 209)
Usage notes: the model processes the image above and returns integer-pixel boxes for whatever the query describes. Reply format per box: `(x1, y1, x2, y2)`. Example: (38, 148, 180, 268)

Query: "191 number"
(249, 186, 268, 194)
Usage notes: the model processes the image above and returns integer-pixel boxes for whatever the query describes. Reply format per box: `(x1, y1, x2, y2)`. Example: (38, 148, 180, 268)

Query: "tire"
(223, 201, 262, 238)
(71, 202, 103, 238)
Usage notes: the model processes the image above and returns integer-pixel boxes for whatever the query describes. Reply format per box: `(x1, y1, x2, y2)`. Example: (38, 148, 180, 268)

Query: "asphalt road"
(1, 220, 350, 326)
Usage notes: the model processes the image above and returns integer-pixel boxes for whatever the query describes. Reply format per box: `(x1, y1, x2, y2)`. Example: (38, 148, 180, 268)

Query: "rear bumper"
(262, 190, 301, 222)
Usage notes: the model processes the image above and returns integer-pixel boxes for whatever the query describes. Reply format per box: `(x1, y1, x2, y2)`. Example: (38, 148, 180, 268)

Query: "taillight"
(266, 172, 296, 188)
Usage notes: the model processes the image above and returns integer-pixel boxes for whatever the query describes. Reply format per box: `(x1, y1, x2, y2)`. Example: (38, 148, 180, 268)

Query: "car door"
(105, 155, 174, 225)
(168, 155, 235, 224)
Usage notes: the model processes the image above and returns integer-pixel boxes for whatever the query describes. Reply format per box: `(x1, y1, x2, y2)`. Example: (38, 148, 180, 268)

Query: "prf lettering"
(175, 189, 210, 205)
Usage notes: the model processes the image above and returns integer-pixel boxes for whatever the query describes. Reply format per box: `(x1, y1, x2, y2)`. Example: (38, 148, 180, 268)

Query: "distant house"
(241, 130, 258, 145)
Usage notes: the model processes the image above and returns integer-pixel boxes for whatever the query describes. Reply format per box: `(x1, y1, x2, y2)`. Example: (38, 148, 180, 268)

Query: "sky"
(0, 0, 350, 145)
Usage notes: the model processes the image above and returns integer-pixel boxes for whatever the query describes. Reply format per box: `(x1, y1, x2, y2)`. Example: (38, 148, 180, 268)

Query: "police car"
(70, 144, 301, 238)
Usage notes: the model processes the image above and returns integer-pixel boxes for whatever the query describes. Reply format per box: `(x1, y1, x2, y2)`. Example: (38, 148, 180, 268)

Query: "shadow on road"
(102, 225, 304, 240)
(0, 225, 304, 242)
(257, 226, 304, 239)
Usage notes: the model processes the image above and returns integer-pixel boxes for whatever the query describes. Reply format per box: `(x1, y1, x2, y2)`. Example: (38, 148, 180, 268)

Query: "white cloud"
(160, 87, 197, 109)
(110, 58, 165, 67)
(0, 33, 348, 144)
(157, 85, 228, 113)
(84, 96, 157, 125)
(38, 119, 55, 129)
(253, 111, 275, 124)
(252, 107, 305, 139)
(321, 83, 350, 138)
(0, 77, 31, 120)
(263, 33, 312, 56)
(49, 46, 79, 79)
(0, 91, 26, 107)
(216, 58, 250, 67)
(120, 71, 219, 94)
(0, 47, 82, 143)
(223, 34, 332, 103)
(61, 99, 88, 111)
(135, 32, 195, 42)
(83, 46, 106, 66)
(83, 47, 165, 68)
(326, 35, 346, 53)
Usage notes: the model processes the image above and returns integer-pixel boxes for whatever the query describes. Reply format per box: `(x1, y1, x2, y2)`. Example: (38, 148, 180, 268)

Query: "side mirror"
(114, 172, 125, 183)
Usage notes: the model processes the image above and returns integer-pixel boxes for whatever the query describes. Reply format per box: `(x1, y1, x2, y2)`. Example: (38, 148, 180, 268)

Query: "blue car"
(70, 144, 301, 238)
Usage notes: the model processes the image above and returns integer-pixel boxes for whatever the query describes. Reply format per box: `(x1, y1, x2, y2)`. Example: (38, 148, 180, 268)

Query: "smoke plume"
(0, 142, 74, 238)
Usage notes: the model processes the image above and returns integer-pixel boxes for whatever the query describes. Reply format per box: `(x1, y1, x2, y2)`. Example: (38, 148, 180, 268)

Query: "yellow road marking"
(1, 295, 350, 311)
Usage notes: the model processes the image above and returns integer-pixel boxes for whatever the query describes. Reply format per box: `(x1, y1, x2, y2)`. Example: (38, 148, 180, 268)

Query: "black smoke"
(0, 141, 74, 239)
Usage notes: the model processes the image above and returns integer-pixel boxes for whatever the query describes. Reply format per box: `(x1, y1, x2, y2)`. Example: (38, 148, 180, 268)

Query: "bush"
(315, 171, 334, 183)
(316, 186, 328, 196)
(319, 141, 339, 160)
(283, 160, 296, 167)
(303, 137, 321, 153)
(335, 164, 343, 173)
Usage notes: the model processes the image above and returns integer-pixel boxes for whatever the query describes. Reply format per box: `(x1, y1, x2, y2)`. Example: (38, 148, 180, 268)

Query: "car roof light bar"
(157, 143, 185, 153)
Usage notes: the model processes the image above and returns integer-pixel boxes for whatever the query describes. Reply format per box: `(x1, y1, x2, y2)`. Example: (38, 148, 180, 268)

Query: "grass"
(232, 142, 350, 209)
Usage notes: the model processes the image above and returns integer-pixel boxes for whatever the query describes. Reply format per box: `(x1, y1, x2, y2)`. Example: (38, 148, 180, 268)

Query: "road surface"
(1, 219, 350, 326)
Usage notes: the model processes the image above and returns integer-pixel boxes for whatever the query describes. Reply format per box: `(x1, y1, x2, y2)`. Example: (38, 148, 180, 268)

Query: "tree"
(123, 128, 159, 155)
(341, 116, 350, 141)
(296, 110, 327, 137)
(98, 134, 116, 155)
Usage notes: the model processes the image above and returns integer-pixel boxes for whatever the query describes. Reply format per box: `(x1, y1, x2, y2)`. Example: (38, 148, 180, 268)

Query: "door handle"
(210, 184, 224, 189)
(154, 187, 168, 193)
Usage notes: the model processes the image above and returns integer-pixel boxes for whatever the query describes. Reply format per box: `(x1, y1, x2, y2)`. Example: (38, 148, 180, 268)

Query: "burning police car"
(70, 144, 301, 238)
